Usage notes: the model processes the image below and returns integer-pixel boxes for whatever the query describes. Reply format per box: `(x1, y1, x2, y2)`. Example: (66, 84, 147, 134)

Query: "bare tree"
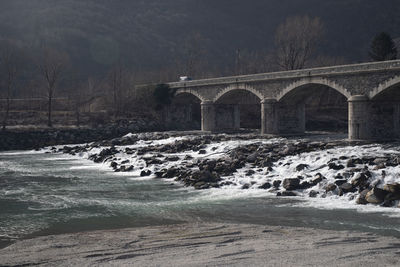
(37, 47, 68, 127)
(107, 62, 132, 119)
(0, 40, 20, 130)
(109, 64, 122, 119)
(275, 16, 324, 70)
(69, 78, 99, 127)
(234, 49, 242, 75)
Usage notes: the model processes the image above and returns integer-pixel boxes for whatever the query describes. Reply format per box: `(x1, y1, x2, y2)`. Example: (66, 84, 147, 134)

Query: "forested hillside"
(0, 0, 399, 81)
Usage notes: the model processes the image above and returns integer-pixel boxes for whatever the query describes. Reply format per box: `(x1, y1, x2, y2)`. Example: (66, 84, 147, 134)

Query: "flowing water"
(1, 135, 400, 249)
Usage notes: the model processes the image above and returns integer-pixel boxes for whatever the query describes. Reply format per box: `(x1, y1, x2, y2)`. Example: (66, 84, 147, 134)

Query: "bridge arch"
(367, 75, 400, 140)
(276, 77, 350, 134)
(277, 78, 352, 101)
(213, 84, 264, 102)
(171, 90, 203, 130)
(212, 84, 263, 131)
(175, 89, 205, 103)
(369, 75, 400, 99)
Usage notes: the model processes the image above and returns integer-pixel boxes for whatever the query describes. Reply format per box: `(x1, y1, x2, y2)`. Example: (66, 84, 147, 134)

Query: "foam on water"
(2, 133, 400, 244)
(0, 150, 44, 156)
(58, 134, 400, 218)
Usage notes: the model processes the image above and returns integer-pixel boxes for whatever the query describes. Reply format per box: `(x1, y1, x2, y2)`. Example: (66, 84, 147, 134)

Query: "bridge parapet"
(169, 60, 400, 89)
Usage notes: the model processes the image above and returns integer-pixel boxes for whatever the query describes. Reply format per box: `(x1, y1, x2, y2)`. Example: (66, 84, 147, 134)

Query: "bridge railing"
(169, 60, 400, 88)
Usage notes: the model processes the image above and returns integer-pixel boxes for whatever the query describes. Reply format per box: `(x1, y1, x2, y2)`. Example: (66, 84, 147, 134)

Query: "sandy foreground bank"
(1, 223, 399, 267)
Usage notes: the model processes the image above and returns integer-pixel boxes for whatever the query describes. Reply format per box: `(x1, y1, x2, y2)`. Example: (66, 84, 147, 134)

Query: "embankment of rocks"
(0, 119, 161, 151)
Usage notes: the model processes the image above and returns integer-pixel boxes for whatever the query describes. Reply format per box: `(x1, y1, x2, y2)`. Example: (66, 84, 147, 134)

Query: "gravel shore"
(1, 223, 399, 266)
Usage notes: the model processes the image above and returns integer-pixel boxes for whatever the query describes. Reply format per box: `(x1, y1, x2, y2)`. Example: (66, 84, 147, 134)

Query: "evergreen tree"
(369, 32, 397, 61)
(153, 84, 176, 110)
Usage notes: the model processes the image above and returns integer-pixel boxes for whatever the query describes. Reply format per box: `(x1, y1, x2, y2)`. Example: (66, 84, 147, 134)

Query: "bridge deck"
(169, 60, 400, 88)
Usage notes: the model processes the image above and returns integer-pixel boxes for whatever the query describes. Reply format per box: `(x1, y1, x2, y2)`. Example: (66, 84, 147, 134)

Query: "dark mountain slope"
(0, 0, 399, 78)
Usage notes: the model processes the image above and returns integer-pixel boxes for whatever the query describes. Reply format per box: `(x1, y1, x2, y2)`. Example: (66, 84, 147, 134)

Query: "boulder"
(273, 180, 282, 188)
(351, 173, 368, 187)
(110, 161, 118, 169)
(165, 168, 178, 178)
(383, 184, 400, 194)
(312, 173, 325, 185)
(339, 183, 355, 193)
(155, 170, 165, 178)
(205, 160, 217, 172)
(365, 188, 389, 204)
(125, 165, 134, 172)
(282, 178, 300, 191)
(335, 179, 347, 186)
(246, 152, 258, 163)
(259, 182, 272, 189)
(245, 170, 256, 176)
(382, 186, 400, 206)
(328, 163, 345, 170)
(346, 159, 356, 168)
(373, 163, 386, 170)
(300, 181, 313, 189)
(192, 170, 220, 183)
(342, 172, 353, 179)
(166, 156, 180, 162)
(295, 164, 309, 172)
(241, 184, 250, 189)
(140, 170, 152, 177)
(373, 158, 387, 165)
(309, 190, 319, 198)
(220, 181, 234, 186)
(335, 174, 344, 180)
(261, 159, 273, 168)
(325, 183, 337, 192)
(386, 159, 398, 167)
(210, 183, 220, 188)
(356, 189, 370, 205)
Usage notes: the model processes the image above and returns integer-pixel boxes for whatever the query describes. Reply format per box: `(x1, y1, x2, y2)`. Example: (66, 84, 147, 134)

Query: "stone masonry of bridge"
(168, 60, 400, 140)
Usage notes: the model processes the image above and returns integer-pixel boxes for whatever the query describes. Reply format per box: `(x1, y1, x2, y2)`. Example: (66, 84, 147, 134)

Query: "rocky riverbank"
(50, 132, 400, 209)
(0, 119, 161, 151)
(1, 222, 399, 266)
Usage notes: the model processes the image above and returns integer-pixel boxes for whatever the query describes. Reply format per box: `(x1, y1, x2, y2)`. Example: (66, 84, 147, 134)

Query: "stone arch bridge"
(168, 60, 400, 140)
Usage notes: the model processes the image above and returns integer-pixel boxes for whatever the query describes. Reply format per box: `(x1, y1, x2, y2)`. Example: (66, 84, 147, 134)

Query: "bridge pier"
(348, 95, 370, 140)
(201, 101, 216, 132)
(261, 99, 278, 134)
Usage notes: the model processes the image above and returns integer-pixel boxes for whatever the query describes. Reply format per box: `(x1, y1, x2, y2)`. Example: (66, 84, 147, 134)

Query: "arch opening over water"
(369, 78, 400, 139)
(214, 88, 261, 131)
(169, 92, 201, 130)
(278, 83, 348, 133)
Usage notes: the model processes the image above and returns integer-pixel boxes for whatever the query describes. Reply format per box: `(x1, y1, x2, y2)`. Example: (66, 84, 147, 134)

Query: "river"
(1, 133, 400, 249)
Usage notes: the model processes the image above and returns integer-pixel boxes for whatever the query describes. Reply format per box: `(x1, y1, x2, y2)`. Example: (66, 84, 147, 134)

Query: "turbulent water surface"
(1, 133, 400, 249)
